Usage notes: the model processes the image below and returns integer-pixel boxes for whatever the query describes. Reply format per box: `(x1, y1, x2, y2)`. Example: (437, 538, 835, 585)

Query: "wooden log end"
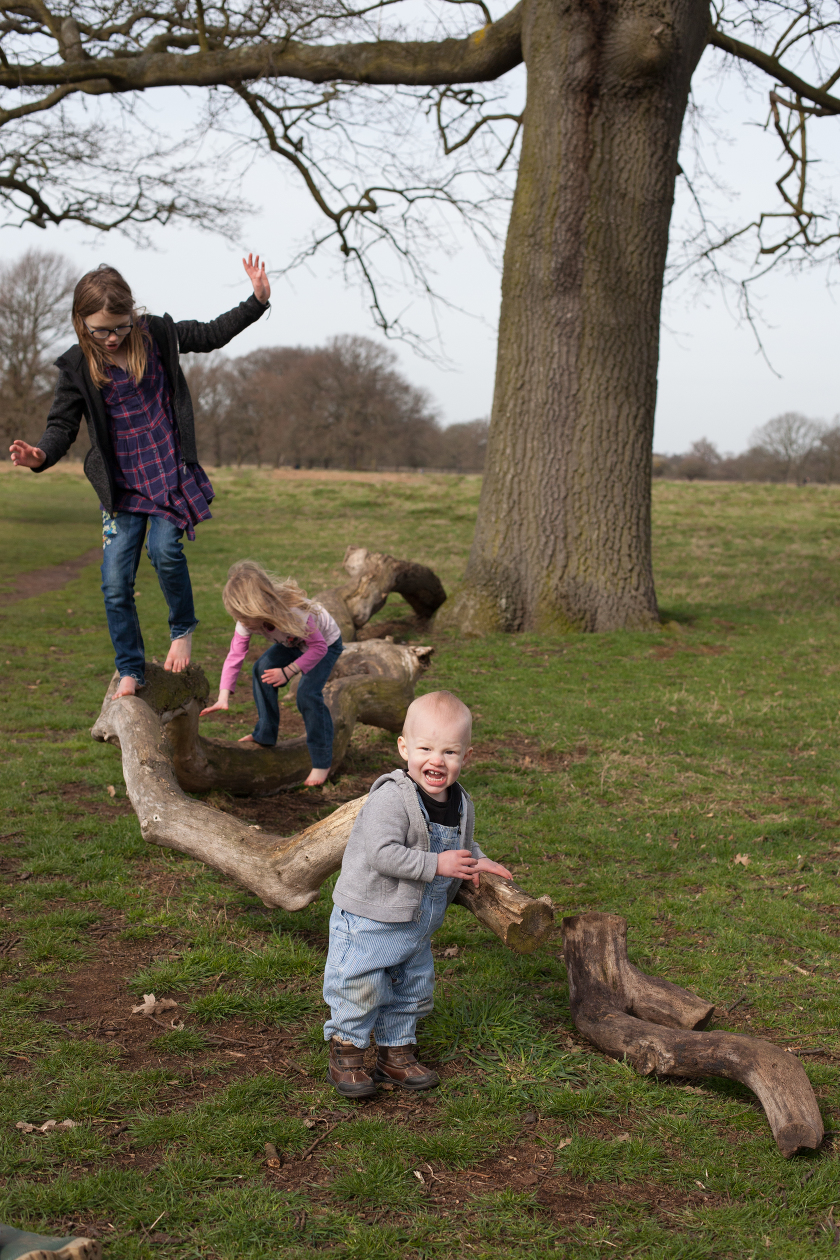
(775, 1121, 824, 1159)
(504, 895, 556, 954)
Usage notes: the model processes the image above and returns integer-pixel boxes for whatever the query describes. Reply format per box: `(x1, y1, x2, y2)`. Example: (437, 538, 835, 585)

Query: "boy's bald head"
(402, 691, 472, 743)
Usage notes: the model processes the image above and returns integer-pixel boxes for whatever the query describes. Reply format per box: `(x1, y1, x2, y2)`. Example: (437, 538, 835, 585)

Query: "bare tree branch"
(708, 23, 840, 114)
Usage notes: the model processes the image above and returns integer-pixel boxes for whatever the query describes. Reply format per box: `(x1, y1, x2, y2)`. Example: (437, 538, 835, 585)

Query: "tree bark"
(446, 0, 709, 633)
(562, 913, 824, 1158)
(454, 874, 555, 954)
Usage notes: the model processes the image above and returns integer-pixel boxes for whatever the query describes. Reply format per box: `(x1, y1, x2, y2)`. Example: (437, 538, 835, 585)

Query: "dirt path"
(0, 546, 101, 606)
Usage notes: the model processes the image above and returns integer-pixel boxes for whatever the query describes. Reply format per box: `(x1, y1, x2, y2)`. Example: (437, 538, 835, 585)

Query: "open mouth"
(423, 769, 447, 788)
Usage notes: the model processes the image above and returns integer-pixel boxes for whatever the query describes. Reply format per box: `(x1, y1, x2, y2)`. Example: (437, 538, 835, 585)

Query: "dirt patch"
(0, 547, 101, 607)
(269, 469, 465, 485)
(56, 782, 134, 818)
(40, 920, 316, 1086)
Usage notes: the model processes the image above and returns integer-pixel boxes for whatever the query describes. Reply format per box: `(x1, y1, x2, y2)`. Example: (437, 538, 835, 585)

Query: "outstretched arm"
(175, 254, 271, 354)
(11, 372, 85, 473)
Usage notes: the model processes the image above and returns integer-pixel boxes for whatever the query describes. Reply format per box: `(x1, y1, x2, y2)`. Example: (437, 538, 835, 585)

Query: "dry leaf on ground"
(556, 1137, 573, 1150)
(106, 785, 116, 797)
(16, 1119, 77, 1134)
(442, 946, 459, 959)
(733, 853, 751, 867)
(132, 994, 178, 1017)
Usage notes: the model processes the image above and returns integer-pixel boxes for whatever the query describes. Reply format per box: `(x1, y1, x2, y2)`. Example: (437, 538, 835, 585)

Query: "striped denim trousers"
(323, 819, 460, 1047)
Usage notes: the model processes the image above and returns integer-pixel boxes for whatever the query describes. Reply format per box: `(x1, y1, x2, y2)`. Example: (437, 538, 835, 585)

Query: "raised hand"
(9, 440, 45, 469)
(242, 253, 270, 304)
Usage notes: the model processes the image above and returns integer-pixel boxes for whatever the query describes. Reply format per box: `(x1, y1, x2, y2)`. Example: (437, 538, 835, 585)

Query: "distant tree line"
(183, 338, 488, 472)
(0, 248, 487, 473)
(655, 414, 840, 485)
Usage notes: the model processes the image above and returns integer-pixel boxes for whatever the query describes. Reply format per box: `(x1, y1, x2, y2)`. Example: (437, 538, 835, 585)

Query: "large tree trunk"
(447, 0, 709, 633)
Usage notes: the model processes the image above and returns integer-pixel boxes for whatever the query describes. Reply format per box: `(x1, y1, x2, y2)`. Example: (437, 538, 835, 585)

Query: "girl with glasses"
(9, 257, 270, 698)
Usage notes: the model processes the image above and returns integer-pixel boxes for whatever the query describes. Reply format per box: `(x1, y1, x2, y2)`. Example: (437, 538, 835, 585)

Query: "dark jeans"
(100, 510, 198, 685)
(252, 637, 343, 768)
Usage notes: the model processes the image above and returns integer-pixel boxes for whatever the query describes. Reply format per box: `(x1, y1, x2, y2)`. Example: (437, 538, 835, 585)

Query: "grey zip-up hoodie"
(332, 769, 487, 923)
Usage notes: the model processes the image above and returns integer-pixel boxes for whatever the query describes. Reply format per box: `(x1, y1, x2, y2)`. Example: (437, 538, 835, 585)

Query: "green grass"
(1, 469, 840, 1256)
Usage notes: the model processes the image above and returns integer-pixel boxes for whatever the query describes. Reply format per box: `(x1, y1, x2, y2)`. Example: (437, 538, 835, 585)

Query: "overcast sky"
(4, 40, 838, 457)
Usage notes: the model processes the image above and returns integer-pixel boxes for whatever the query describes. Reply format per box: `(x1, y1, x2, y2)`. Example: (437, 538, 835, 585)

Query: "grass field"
(1, 467, 840, 1258)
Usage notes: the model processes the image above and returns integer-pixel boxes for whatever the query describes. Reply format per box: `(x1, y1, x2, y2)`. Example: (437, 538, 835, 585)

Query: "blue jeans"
(252, 636, 343, 768)
(100, 510, 197, 686)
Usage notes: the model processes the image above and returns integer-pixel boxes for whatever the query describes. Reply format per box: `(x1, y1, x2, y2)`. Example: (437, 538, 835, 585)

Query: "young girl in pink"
(201, 561, 343, 786)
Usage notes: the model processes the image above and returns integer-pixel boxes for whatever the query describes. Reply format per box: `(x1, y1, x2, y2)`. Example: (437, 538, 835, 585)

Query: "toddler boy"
(323, 690, 512, 1097)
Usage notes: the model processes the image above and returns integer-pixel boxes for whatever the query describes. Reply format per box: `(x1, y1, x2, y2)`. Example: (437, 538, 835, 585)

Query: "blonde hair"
(403, 691, 473, 742)
(72, 264, 149, 389)
(223, 560, 315, 638)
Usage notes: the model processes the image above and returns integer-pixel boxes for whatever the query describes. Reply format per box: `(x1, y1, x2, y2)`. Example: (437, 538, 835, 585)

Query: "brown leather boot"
(327, 1037, 378, 1098)
(373, 1044, 439, 1091)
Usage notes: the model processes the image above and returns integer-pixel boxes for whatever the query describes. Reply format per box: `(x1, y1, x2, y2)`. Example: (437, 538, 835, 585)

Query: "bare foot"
(164, 633, 192, 673)
(238, 734, 272, 747)
(304, 767, 330, 787)
(112, 676, 137, 700)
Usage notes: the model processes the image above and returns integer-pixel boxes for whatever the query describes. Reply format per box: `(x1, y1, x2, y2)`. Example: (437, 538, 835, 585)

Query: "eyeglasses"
(84, 321, 133, 342)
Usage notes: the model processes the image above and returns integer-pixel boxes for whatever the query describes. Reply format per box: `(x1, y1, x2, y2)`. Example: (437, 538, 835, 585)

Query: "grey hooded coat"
(332, 769, 487, 923)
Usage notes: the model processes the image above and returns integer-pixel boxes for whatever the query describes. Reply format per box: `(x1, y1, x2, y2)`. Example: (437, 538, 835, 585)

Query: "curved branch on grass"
(562, 912, 824, 1158)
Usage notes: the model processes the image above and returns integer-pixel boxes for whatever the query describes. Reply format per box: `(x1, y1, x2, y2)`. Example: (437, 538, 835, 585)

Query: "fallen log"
(146, 639, 433, 795)
(89, 545, 555, 948)
(562, 912, 824, 1158)
(99, 545, 444, 798)
(90, 677, 555, 946)
(454, 874, 555, 955)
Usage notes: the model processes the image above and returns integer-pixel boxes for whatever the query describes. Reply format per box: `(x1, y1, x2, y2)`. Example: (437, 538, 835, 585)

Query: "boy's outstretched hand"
(243, 253, 271, 304)
(436, 851, 514, 886)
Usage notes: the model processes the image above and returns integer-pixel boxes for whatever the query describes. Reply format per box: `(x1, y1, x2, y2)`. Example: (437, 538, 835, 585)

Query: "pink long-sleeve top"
(219, 603, 341, 694)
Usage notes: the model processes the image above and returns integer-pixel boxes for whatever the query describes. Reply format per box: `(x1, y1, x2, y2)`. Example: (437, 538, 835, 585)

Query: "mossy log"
(561, 912, 824, 1158)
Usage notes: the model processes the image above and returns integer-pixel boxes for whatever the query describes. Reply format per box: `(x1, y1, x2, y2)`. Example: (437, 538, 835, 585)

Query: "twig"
(203, 1031, 263, 1048)
(278, 1055, 311, 1078)
(727, 995, 748, 1013)
(300, 1119, 346, 1160)
(0, 830, 23, 841)
(139, 1211, 166, 1243)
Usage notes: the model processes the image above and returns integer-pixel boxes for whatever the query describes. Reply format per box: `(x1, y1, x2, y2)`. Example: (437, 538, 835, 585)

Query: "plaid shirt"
(103, 332, 213, 540)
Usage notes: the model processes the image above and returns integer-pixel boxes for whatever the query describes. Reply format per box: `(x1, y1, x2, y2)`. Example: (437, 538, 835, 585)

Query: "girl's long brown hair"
(222, 561, 315, 638)
(72, 264, 149, 388)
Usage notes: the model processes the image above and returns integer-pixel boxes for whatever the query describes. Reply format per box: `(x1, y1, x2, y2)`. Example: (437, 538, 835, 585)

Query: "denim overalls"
(323, 795, 461, 1048)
